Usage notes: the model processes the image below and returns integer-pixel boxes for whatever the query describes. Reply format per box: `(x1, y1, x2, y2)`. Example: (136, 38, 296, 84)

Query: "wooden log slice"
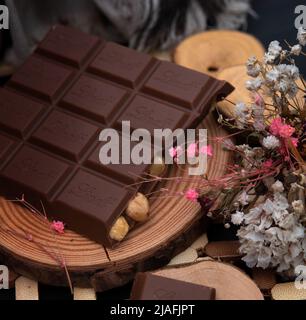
(0, 114, 232, 291)
(173, 30, 265, 76)
(217, 65, 306, 119)
(152, 260, 264, 300)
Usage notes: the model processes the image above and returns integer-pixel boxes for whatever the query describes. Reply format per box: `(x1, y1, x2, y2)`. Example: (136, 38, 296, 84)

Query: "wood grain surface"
(0, 113, 232, 291)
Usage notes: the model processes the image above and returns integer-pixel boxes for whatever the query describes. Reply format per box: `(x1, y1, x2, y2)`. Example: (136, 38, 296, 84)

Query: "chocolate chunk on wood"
(130, 272, 216, 300)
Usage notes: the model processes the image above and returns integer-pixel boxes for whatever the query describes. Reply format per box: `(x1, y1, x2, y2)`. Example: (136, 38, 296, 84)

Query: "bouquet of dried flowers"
(162, 27, 306, 277)
(213, 27, 306, 275)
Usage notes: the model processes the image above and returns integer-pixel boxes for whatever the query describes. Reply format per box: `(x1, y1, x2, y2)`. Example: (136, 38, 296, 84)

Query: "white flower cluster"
(233, 102, 250, 129)
(262, 135, 280, 149)
(233, 181, 306, 272)
(244, 28, 305, 105)
(248, 61, 300, 99)
(297, 27, 306, 46)
(246, 56, 260, 77)
(264, 40, 282, 64)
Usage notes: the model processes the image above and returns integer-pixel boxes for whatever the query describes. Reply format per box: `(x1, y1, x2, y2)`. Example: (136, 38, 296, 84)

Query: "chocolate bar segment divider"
(3, 42, 106, 150)
(32, 44, 118, 203)
(0, 135, 23, 172)
(84, 59, 162, 130)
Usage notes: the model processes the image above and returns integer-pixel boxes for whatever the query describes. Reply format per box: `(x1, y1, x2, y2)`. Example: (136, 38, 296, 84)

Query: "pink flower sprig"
(169, 146, 183, 159)
(51, 221, 65, 234)
(270, 117, 295, 138)
(187, 143, 198, 157)
(200, 145, 213, 157)
(185, 189, 199, 202)
(169, 144, 213, 160)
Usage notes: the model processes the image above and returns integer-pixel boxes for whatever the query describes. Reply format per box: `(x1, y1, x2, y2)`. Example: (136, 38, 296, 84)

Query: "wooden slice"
(0, 113, 232, 291)
(217, 65, 306, 119)
(251, 268, 277, 293)
(271, 282, 306, 300)
(153, 260, 264, 300)
(204, 241, 242, 261)
(174, 30, 265, 76)
(152, 51, 172, 62)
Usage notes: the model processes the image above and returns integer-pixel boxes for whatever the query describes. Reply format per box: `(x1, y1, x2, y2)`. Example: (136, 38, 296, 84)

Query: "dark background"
(0, 0, 305, 300)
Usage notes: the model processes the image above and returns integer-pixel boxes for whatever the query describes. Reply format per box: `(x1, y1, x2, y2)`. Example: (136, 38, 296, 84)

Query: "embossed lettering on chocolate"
(0, 25, 234, 247)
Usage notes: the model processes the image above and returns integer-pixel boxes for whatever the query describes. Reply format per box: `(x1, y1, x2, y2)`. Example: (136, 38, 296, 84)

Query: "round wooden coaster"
(271, 282, 306, 300)
(0, 113, 232, 291)
(153, 260, 264, 300)
(217, 65, 251, 118)
(173, 30, 265, 77)
(217, 65, 306, 119)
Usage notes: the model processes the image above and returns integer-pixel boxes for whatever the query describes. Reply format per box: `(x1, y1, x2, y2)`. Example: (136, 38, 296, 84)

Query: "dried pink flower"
(185, 189, 199, 202)
(291, 137, 299, 147)
(263, 159, 273, 169)
(169, 146, 183, 158)
(270, 117, 295, 138)
(187, 143, 198, 157)
(200, 145, 213, 157)
(51, 221, 65, 234)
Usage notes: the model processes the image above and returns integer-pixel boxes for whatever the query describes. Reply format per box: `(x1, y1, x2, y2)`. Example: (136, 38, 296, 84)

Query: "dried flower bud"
(150, 157, 166, 177)
(224, 223, 231, 229)
(126, 193, 150, 222)
(292, 200, 305, 215)
(271, 180, 284, 193)
(109, 217, 129, 242)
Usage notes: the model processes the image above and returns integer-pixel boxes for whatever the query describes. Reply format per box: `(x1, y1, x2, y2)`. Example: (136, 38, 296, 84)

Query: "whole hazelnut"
(109, 217, 129, 241)
(126, 193, 150, 222)
(150, 157, 166, 177)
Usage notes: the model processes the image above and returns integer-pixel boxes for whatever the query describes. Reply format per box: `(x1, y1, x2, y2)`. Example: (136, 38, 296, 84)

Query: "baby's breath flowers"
(211, 27, 306, 275)
(155, 27, 306, 277)
(297, 27, 306, 46)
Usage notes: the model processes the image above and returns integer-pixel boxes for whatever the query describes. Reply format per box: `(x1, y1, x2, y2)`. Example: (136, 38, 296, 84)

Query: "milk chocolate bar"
(0, 25, 233, 247)
(130, 273, 216, 300)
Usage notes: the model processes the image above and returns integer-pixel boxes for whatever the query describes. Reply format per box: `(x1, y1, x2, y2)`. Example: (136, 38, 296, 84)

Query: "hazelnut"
(150, 157, 166, 177)
(126, 193, 150, 222)
(109, 217, 129, 241)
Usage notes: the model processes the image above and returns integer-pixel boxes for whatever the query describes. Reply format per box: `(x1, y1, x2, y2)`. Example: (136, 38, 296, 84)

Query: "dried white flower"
(245, 77, 262, 91)
(271, 180, 285, 193)
(234, 102, 248, 116)
(277, 64, 300, 80)
(264, 40, 282, 64)
(237, 191, 250, 206)
(262, 135, 280, 149)
(292, 200, 305, 215)
(252, 104, 265, 131)
(246, 56, 261, 77)
(269, 40, 282, 55)
(234, 102, 249, 128)
(266, 68, 280, 83)
(231, 211, 245, 225)
(238, 190, 305, 272)
(291, 44, 302, 56)
(297, 27, 306, 46)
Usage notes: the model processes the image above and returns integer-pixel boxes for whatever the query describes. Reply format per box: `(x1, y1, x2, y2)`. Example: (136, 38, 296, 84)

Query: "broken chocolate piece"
(130, 272, 216, 300)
